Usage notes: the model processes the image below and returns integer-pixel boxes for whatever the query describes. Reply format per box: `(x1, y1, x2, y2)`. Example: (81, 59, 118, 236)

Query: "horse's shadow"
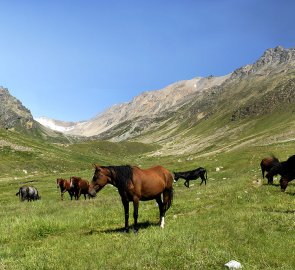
(86, 221, 158, 235)
(262, 183, 280, 187)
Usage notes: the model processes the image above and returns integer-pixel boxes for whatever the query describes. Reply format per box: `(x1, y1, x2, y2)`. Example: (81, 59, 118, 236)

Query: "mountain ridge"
(36, 74, 231, 137)
(35, 46, 295, 148)
(23, 46, 295, 154)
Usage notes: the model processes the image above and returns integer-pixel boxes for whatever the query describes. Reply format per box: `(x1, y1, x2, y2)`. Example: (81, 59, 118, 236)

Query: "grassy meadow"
(1, 131, 295, 269)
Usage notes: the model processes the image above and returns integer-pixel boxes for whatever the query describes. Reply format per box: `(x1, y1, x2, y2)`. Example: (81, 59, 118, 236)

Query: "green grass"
(1, 139, 295, 269)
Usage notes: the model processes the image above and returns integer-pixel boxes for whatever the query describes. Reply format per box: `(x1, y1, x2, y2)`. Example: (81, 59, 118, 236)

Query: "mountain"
(36, 75, 230, 137)
(0, 87, 75, 142)
(53, 73, 228, 137)
(0, 87, 35, 130)
(37, 46, 295, 148)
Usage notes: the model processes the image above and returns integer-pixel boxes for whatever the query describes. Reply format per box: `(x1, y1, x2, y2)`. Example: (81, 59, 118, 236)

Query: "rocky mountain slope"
(0, 87, 74, 142)
(36, 74, 230, 137)
(33, 46, 295, 157)
(37, 46, 295, 149)
(0, 87, 35, 130)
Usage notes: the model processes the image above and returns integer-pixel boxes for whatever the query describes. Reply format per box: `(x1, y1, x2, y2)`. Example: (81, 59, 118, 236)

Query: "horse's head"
(173, 173, 179, 182)
(280, 176, 289, 192)
(88, 164, 110, 197)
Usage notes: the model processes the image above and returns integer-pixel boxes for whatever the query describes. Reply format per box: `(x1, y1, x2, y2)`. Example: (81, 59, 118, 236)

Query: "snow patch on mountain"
(35, 117, 76, 132)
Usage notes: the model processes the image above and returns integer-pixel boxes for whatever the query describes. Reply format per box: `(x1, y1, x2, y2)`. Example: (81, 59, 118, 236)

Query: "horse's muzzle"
(88, 188, 97, 197)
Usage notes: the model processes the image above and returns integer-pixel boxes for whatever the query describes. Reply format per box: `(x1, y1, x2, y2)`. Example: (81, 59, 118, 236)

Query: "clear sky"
(0, 0, 294, 122)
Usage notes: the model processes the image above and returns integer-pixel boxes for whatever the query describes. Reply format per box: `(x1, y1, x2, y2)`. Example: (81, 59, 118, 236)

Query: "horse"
(69, 176, 90, 200)
(260, 156, 280, 184)
(174, 167, 207, 187)
(56, 178, 74, 200)
(16, 186, 41, 201)
(88, 164, 174, 233)
(267, 155, 295, 191)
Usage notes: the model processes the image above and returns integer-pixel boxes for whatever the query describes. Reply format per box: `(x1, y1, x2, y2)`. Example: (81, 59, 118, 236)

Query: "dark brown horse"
(69, 176, 90, 200)
(89, 164, 174, 232)
(56, 178, 74, 200)
(267, 155, 295, 191)
(260, 156, 280, 184)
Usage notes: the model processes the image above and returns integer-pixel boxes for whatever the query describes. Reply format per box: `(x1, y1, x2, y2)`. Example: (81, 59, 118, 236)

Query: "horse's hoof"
(133, 229, 138, 234)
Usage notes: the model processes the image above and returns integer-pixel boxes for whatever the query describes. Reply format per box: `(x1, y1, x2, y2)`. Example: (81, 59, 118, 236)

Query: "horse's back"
(133, 165, 173, 189)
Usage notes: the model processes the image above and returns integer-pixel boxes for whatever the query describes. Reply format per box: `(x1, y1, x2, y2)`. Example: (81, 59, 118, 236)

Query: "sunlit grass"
(1, 140, 295, 269)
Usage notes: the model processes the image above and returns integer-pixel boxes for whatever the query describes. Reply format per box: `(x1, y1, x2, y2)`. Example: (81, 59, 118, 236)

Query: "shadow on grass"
(20, 179, 41, 184)
(263, 208, 295, 214)
(262, 183, 280, 187)
(85, 221, 159, 235)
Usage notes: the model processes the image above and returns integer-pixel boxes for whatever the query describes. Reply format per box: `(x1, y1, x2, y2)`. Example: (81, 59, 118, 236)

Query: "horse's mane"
(71, 176, 82, 180)
(103, 165, 133, 196)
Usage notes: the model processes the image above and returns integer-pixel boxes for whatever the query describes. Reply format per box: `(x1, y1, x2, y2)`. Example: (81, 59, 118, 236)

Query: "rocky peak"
(0, 86, 35, 130)
(231, 46, 295, 79)
(254, 46, 295, 68)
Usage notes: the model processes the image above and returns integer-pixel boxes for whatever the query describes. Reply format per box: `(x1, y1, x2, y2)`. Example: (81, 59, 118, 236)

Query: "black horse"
(174, 167, 207, 187)
(267, 155, 295, 191)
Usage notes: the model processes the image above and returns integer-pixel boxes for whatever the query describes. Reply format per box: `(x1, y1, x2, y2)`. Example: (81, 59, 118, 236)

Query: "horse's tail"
(164, 188, 173, 212)
(15, 191, 19, 196)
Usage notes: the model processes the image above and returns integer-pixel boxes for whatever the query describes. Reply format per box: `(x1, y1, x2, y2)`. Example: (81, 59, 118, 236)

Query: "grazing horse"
(89, 164, 174, 233)
(267, 155, 295, 191)
(16, 186, 40, 201)
(174, 167, 207, 187)
(260, 156, 280, 184)
(69, 176, 90, 200)
(56, 178, 74, 200)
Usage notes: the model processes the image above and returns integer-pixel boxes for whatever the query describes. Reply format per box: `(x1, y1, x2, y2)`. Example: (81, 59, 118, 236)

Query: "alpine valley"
(1, 46, 295, 270)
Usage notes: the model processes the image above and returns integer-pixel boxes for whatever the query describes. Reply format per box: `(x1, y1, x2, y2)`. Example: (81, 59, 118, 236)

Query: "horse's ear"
(93, 163, 100, 169)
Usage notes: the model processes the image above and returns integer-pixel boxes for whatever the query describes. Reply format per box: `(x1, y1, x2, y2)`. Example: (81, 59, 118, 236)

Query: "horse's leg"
(200, 175, 205, 185)
(156, 196, 164, 228)
(75, 189, 80, 200)
(122, 199, 130, 233)
(61, 189, 66, 200)
(266, 173, 273, 184)
(161, 189, 173, 229)
(78, 189, 82, 200)
(133, 198, 140, 233)
(184, 180, 189, 188)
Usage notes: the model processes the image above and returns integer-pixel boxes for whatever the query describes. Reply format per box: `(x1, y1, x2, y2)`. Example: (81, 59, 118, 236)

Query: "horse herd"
(14, 154, 295, 232)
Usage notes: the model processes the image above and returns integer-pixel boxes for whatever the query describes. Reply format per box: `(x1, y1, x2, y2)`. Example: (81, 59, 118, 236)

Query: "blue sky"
(0, 0, 294, 122)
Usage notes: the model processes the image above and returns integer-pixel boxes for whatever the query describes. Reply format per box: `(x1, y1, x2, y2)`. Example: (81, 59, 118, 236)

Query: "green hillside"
(1, 135, 295, 269)
(0, 128, 159, 180)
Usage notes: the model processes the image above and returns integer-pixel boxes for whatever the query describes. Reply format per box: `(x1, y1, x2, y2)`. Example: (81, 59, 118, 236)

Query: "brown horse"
(56, 178, 74, 200)
(69, 176, 90, 200)
(260, 156, 280, 184)
(89, 164, 174, 233)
